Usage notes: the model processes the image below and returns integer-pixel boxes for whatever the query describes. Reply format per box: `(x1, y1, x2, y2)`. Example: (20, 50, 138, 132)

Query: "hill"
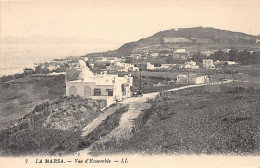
(116, 27, 260, 55)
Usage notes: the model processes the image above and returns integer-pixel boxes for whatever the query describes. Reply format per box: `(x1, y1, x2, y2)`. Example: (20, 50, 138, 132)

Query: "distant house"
(223, 61, 238, 65)
(159, 50, 172, 57)
(160, 64, 172, 69)
(176, 74, 188, 84)
(189, 75, 209, 84)
(184, 61, 199, 69)
(173, 49, 189, 60)
(48, 65, 57, 71)
(106, 62, 138, 72)
(222, 48, 232, 53)
(23, 68, 34, 74)
(214, 60, 222, 65)
(130, 54, 142, 59)
(94, 57, 122, 64)
(106, 62, 128, 72)
(146, 62, 155, 70)
(89, 63, 95, 69)
(201, 50, 215, 57)
(250, 51, 255, 54)
(203, 59, 215, 68)
(128, 66, 139, 72)
(149, 52, 159, 57)
(146, 62, 172, 70)
(176, 74, 209, 84)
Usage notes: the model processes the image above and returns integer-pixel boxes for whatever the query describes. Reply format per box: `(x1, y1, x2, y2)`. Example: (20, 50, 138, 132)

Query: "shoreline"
(0, 66, 35, 77)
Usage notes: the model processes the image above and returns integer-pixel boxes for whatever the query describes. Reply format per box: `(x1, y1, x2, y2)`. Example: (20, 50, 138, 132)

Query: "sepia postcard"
(0, 0, 260, 167)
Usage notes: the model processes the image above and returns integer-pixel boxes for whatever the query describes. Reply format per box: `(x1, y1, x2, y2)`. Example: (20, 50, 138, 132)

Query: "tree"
(210, 50, 228, 61)
(228, 49, 239, 61)
(191, 51, 207, 63)
(240, 50, 252, 65)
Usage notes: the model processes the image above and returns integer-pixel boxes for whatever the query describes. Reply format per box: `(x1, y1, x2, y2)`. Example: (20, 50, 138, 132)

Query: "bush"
(0, 127, 82, 156)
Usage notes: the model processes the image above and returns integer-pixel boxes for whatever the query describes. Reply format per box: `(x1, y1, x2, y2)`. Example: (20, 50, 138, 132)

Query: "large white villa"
(66, 60, 133, 108)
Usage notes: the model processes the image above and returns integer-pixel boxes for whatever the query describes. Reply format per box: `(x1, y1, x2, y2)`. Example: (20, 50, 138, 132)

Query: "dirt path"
(81, 103, 124, 137)
(95, 97, 151, 143)
(78, 83, 220, 155)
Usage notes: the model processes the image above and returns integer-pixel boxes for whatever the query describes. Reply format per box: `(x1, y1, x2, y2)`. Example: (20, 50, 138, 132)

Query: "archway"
(84, 86, 92, 98)
(69, 86, 77, 96)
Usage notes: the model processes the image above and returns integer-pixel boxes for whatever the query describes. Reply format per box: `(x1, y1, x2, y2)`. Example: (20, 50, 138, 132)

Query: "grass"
(0, 74, 65, 127)
(132, 77, 183, 94)
(92, 85, 260, 155)
(0, 96, 103, 156)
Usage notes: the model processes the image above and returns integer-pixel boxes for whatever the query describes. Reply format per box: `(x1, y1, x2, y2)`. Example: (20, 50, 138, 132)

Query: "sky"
(1, 0, 260, 45)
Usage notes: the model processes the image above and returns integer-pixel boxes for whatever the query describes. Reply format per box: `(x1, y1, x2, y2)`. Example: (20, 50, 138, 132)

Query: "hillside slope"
(117, 27, 260, 55)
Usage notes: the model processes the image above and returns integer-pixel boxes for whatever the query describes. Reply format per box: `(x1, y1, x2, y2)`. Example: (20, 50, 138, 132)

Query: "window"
(106, 89, 113, 96)
(121, 84, 126, 96)
(94, 89, 101, 96)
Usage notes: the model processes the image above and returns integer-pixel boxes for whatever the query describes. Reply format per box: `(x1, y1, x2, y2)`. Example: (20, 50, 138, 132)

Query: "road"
(78, 83, 208, 155)
(81, 103, 125, 137)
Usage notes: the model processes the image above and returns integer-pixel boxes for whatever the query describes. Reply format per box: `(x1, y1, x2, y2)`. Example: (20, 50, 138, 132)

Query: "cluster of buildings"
(106, 62, 139, 72)
(203, 59, 215, 69)
(172, 49, 190, 60)
(183, 60, 199, 69)
(146, 62, 173, 70)
(90, 57, 123, 64)
(63, 47, 241, 109)
(128, 49, 190, 60)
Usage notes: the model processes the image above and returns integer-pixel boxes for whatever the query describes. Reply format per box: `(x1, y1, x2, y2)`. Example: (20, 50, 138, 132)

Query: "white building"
(160, 64, 172, 69)
(147, 62, 172, 70)
(106, 62, 138, 72)
(203, 59, 215, 68)
(184, 61, 199, 69)
(66, 62, 133, 108)
(176, 74, 209, 84)
(128, 66, 139, 72)
(147, 62, 155, 70)
(201, 51, 215, 57)
(173, 49, 189, 60)
(129, 54, 142, 59)
(150, 53, 159, 57)
(227, 61, 238, 65)
(94, 57, 122, 64)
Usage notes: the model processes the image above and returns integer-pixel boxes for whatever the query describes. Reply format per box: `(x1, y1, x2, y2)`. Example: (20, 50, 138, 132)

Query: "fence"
(204, 82, 221, 93)
(205, 80, 260, 93)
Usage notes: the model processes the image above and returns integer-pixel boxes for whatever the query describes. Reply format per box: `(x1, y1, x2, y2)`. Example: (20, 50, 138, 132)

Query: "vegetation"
(0, 96, 103, 156)
(91, 84, 260, 155)
(116, 27, 259, 55)
(191, 49, 260, 65)
(0, 126, 82, 156)
(79, 105, 129, 151)
(0, 75, 65, 127)
(0, 62, 68, 84)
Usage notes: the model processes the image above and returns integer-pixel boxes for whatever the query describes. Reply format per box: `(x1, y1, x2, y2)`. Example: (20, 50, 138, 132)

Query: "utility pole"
(187, 72, 190, 85)
(139, 69, 142, 93)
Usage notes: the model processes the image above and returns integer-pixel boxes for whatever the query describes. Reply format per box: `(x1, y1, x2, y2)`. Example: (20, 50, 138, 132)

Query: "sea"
(0, 43, 118, 77)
